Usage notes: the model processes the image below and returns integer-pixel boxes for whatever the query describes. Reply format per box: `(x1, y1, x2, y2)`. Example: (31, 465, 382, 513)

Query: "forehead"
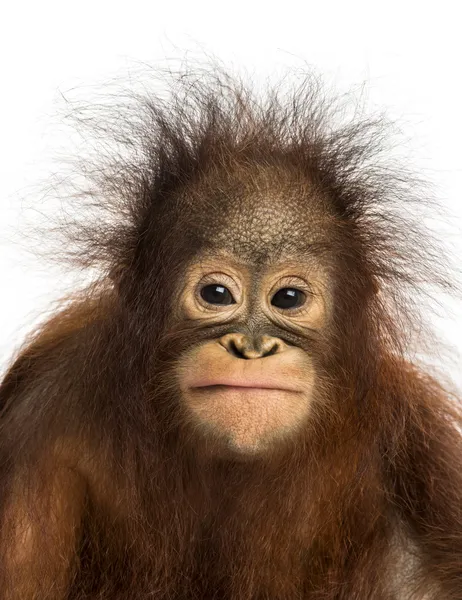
(183, 164, 334, 264)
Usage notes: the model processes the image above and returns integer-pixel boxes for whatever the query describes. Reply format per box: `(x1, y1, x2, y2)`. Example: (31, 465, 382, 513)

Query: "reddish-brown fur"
(0, 69, 461, 599)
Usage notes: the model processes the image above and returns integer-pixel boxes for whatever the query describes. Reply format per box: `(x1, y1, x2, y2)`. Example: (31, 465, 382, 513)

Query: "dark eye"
(200, 284, 235, 306)
(271, 288, 306, 310)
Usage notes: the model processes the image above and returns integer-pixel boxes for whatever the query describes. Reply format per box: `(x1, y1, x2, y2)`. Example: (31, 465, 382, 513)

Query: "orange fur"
(0, 68, 460, 599)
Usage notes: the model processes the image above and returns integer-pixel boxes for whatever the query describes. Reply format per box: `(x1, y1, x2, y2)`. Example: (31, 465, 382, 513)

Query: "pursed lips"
(189, 379, 302, 393)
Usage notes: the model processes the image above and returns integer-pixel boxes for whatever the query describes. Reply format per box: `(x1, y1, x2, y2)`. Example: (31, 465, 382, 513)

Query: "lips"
(189, 377, 302, 393)
(182, 345, 306, 395)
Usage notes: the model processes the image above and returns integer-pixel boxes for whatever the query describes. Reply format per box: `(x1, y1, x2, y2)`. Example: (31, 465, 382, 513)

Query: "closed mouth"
(191, 384, 301, 393)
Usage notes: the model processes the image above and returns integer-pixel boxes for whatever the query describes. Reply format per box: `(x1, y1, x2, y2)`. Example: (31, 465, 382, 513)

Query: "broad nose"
(219, 333, 286, 359)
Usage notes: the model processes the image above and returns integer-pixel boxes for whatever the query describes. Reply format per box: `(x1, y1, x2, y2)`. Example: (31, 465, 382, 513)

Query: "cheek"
(177, 345, 316, 455)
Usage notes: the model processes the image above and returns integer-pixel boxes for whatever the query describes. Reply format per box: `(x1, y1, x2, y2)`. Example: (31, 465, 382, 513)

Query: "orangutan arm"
(1, 456, 86, 600)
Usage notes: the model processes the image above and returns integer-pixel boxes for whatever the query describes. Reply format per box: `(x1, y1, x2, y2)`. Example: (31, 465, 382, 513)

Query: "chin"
(182, 386, 312, 459)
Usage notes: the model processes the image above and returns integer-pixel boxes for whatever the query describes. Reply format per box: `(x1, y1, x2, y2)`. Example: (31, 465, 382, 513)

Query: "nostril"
(221, 335, 283, 359)
(264, 343, 279, 357)
(228, 340, 248, 359)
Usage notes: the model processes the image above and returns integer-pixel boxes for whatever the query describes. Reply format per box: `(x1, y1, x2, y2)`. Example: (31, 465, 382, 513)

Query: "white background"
(0, 0, 461, 386)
